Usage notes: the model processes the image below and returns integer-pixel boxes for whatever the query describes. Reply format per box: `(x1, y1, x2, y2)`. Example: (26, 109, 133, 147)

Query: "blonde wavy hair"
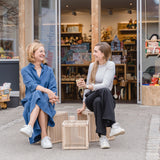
(89, 42, 111, 84)
(26, 40, 44, 63)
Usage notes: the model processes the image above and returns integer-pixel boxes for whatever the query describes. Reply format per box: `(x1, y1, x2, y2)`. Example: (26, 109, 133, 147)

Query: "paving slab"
(0, 103, 160, 160)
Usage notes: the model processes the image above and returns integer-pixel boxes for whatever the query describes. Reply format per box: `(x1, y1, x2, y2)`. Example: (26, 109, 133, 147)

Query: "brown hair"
(26, 40, 44, 63)
(89, 42, 111, 83)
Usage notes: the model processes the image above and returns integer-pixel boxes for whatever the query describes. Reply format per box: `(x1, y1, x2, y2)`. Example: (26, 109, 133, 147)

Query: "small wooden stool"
(47, 111, 68, 143)
(78, 109, 115, 141)
(62, 120, 89, 150)
(77, 109, 99, 142)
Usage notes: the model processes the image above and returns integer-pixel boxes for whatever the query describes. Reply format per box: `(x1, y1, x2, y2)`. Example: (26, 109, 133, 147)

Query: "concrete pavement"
(0, 103, 160, 160)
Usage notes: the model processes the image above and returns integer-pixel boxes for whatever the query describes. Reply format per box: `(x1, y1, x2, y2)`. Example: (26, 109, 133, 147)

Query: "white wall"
(61, 9, 137, 39)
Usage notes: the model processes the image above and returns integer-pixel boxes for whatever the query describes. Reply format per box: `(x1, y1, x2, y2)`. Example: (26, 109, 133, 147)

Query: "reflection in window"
(0, 0, 19, 59)
(34, 0, 57, 69)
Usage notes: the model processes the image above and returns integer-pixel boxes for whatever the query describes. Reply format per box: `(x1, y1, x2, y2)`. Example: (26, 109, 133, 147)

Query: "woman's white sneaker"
(41, 136, 52, 149)
(99, 135, 110, 149)
(20, 125, 33, 138)
(110, 122, 125, 137)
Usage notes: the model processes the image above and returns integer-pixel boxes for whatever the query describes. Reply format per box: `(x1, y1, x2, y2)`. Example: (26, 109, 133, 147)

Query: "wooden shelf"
(0, 99, 10, 102)
(124, 43, 136, 45)
(61, 44, 71, 47)
(112, 50, 123, 53)
(145, 39, 160, 42)
(146, 46, 160, 49)
(115, 64, 126, 80)
(61, 82, 75, 84)
(61, 32, 81, 34)
(128, 50, 137, 52)
(146, 53, 159, 57)
(127, 64, 136, 67)
(119, 29, 137, 32)
(61, 64, 89, 67)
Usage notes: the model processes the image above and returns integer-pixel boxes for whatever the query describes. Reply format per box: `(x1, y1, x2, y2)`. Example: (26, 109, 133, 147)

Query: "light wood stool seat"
(47, 111, 68, 143)
(62, 120, 89, 150)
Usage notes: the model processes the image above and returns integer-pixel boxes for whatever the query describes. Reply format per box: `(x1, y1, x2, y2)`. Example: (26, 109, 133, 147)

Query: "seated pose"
(20, 40, 59, 149)
(77, 42, 125, 149)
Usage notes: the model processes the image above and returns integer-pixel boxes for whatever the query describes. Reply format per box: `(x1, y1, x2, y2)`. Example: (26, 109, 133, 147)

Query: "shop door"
(137, 0, 160, 104)
(34, 0, 61, 102)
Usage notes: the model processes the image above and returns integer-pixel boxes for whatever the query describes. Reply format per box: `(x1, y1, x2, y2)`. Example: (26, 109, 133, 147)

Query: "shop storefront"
(1, 0, 159, 107)
(137, 0, 160, 105)
(0, 0, 19, 107)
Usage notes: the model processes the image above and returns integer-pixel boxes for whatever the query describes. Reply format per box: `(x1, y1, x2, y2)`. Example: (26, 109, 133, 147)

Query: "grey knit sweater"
(83, 61, 115, 102)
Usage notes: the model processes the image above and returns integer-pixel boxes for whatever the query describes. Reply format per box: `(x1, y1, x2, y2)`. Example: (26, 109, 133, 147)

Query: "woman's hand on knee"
(47, 89, 56, 99)
(49, 95, 59, 105)
(47, 89, 59, 104)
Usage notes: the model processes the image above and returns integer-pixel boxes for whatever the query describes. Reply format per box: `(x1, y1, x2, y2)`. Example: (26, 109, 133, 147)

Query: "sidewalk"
(0, 103, 160, 160)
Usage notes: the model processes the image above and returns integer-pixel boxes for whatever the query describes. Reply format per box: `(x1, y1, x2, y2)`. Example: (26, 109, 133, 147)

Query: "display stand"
(142, 86, 160, 106)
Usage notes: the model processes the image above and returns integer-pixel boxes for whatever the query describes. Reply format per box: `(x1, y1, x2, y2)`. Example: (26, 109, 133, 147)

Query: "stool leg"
(106, 127, 115, 141)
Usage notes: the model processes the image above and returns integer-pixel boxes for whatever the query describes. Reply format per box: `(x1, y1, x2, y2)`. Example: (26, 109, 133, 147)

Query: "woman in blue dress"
(20, 40, 59, 149)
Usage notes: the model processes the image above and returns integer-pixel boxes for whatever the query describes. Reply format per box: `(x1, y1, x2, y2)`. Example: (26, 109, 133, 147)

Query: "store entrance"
(60, 0, 137, 103)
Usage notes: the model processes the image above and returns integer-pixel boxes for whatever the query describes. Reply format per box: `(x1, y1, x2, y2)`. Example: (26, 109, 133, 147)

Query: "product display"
(0, 83, 11, 109)
(145, 39, 160, 57)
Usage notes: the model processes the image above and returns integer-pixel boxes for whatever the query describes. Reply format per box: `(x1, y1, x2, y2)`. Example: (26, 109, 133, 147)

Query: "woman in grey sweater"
(77, 42, 125, 149)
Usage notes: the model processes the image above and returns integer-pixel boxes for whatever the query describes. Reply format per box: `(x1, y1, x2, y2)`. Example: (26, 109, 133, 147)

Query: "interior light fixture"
(65, 4, 69, 8)
(129, 2, 133, 6)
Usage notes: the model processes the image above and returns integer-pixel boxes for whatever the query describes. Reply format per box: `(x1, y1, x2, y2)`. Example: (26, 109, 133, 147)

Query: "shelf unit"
(118, 23, 137, 77)
(145, 39, 160, 58)
(61, 64, 89, 102)
(117, 23, 137, 101)
(118, 23, 137, 42)
(115, 64, 126, 80)
(61, 64, 127, 102)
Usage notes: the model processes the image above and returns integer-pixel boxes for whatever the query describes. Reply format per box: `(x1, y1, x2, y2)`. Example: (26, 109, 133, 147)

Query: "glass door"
(34, 0, 61, 102)
(137, 0, 160, 104)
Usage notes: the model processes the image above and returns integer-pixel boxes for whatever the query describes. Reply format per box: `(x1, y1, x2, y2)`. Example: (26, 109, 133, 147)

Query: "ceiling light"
(65, 4, 69, 8)
(129, 2, 133, 6)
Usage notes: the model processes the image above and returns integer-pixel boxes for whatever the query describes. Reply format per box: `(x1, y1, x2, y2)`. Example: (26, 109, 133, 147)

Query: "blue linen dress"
(21, 63, 57, 144)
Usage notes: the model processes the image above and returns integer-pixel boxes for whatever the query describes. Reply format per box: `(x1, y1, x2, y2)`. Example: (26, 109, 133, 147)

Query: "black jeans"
(85, 88, 115, 135)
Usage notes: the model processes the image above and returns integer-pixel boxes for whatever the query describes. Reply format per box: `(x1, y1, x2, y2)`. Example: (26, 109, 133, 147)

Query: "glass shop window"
(0, 0, 19, 59)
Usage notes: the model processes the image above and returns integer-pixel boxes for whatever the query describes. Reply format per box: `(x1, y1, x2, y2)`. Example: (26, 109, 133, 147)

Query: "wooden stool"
(78, 109, 115, 141)
(47, 111, 68, 143)
(62, 120, 89, 150)
(77, 109, 99, 142)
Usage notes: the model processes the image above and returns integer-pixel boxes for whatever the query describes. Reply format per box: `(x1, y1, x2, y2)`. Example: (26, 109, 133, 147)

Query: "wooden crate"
(47, 111, 68, 143)
(77, 110, 99, 142)
(142, 86, 160, 106)
(62, 120, 89, 150)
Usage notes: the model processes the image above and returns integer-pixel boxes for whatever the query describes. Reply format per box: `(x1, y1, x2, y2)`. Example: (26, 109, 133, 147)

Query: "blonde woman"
(20, 40, 59, 149)
(77, 42, 125, 149)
